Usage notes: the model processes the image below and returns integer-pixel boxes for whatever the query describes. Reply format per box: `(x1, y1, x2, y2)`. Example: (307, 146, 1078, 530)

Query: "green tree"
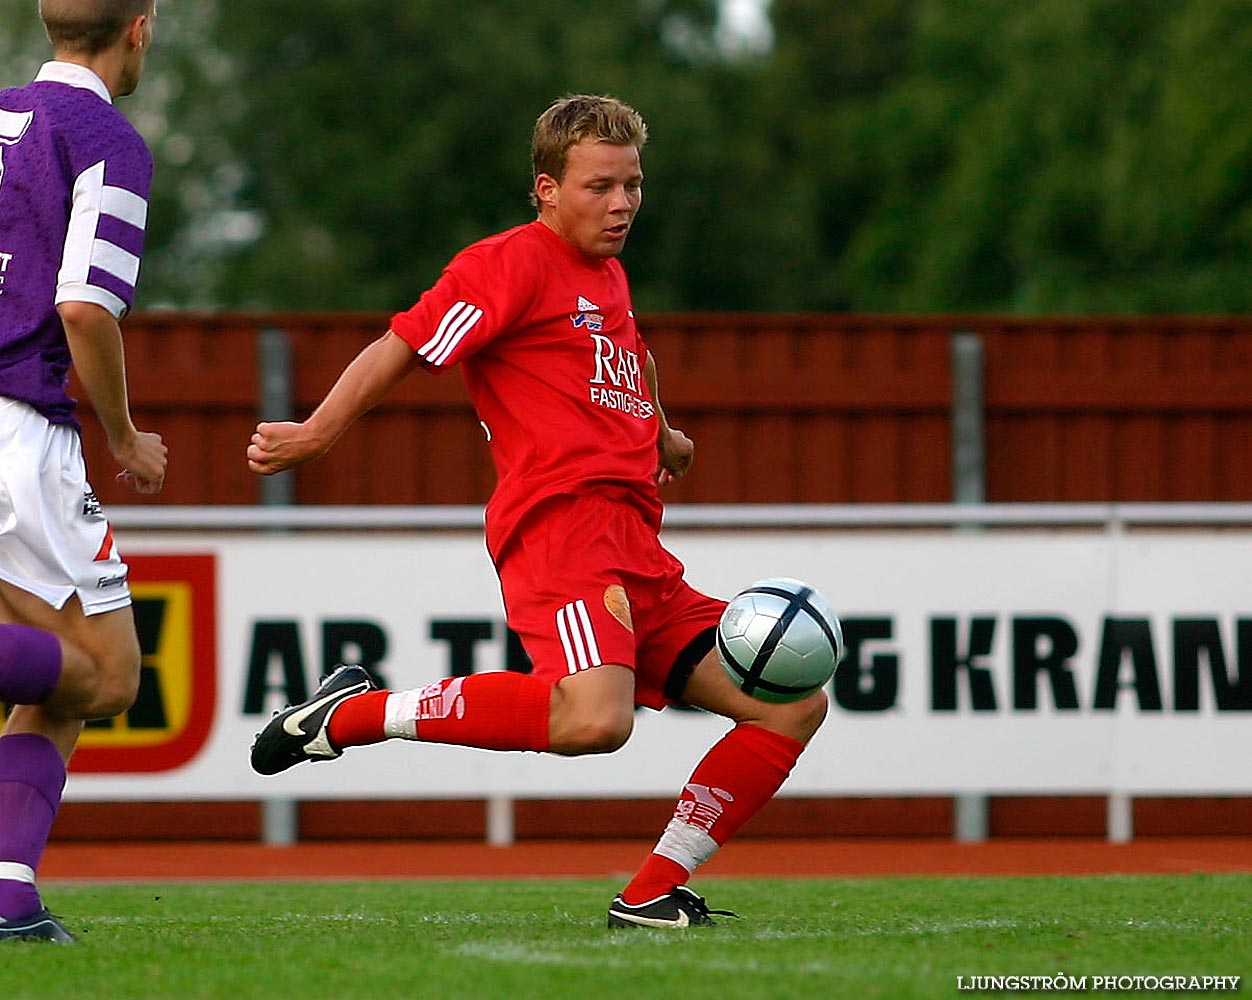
(0, 5, 48, 86)
(11, 0, 1252, 313)
(769, 0, 1252, 312)
(210, 0, 740, 310)
(1, 0, 247, 308)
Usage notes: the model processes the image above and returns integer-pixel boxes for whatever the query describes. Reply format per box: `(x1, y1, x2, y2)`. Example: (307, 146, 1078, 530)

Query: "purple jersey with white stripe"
(0, 62, 152, 428)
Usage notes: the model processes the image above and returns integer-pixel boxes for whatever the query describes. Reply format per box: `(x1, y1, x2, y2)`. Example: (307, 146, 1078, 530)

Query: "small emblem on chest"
(571, 295, 604, 332)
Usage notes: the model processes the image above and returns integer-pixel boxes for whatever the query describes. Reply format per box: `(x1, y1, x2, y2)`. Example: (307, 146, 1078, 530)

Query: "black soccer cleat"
(607, 885, 737, 929)
(250, 664, 377, 775)
(0, 908, 77, 944)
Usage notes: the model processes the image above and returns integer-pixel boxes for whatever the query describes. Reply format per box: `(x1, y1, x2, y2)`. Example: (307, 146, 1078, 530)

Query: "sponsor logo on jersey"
(571, 311, 604, 332)
(588, 333, 642, 393)
(587, 332, 655, 419)
(571, 295, 605, 332)
(0, 108, 34, 192)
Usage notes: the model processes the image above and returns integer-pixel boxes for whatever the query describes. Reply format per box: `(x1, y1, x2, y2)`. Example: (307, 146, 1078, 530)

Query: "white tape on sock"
(652, 818, 720, 874)
(383, 690, 420, 739)
(0, 862, 35, 884)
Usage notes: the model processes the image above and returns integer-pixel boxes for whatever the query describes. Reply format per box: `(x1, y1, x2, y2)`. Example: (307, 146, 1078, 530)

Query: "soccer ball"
(717, 578, 845, 703)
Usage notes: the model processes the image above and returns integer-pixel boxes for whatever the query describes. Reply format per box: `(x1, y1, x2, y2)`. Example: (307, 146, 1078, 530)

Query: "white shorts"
(0, 397, 131, 616)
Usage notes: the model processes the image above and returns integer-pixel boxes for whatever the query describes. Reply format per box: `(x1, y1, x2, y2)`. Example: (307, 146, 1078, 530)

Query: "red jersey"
(390, 221, 662, 560)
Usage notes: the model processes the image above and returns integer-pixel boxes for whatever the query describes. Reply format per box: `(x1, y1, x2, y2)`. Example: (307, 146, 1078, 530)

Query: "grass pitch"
(5, 875, 1249, 999)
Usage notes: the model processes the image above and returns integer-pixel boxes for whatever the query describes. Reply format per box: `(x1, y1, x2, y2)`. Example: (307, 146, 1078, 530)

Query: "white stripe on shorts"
(556, 600, 602, 675)
(573, 599, 602, 665)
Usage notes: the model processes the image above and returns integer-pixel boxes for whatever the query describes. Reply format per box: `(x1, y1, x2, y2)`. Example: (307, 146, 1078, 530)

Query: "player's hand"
(656, 426, 693, 486)
(247, 420, 326, 475)
(111, 430, 167, 495)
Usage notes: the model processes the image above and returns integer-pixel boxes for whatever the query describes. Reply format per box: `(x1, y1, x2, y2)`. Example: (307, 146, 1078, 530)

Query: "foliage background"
(4, 0, 1250, 313)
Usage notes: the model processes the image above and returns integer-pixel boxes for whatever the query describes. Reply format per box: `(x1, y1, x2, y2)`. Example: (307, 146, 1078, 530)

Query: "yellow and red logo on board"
(72, 553, 216, 773)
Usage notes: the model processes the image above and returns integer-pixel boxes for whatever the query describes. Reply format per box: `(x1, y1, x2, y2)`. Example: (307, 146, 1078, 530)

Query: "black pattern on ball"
(717, 578, 845, 704)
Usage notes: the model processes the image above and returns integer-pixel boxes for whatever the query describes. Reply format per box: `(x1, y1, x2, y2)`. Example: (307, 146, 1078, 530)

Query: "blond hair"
(530, 95, 647, 206)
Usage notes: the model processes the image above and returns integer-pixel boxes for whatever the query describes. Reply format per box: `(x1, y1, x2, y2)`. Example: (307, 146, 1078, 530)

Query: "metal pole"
(486, 795, 516, 847)
(257, 327, 297, 845)
(951, 331, 988, 841)
(257, 327, 294, 506)
(1107, 793, 1133, 844)
(951, 330, 986, 506)
(954, 793, 989, 843)
(261, 798, 298, 847)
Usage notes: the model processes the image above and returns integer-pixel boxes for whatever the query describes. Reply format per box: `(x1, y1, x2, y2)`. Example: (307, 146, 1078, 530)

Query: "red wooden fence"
(74, 312, 1252, 507)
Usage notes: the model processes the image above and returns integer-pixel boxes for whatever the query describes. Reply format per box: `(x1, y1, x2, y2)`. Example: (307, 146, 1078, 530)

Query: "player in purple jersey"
(0, 0, 165, 943)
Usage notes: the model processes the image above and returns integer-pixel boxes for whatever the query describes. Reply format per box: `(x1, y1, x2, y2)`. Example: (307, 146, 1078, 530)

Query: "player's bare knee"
(798, 688, 829, 740)
(87, 645, 141, 717)
(759, 689, 827, 745)
(560, 713, 634, 755)
(91, 671, 139, 718)
(87, 677, 138, 719)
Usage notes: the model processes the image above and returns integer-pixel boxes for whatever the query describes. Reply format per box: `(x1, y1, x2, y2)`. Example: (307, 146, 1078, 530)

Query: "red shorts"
(495, 491, 726, 709)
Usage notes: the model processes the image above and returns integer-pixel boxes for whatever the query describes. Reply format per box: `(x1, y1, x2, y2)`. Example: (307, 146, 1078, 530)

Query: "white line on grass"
(452, 941, 835, 976)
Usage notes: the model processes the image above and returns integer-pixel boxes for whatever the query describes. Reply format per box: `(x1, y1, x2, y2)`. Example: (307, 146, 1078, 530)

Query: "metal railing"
(109, 502, 1252, 532)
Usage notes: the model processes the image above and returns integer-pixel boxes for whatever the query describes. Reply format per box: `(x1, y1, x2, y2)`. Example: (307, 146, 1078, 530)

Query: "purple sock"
(0, 734, 66, 920)
(0, 625, 62, 705)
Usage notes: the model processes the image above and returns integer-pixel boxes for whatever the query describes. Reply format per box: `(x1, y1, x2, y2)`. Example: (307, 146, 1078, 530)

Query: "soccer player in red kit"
(248, 95, 827, 928)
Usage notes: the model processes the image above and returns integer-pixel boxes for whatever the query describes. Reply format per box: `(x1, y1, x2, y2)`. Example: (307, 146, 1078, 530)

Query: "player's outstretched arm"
(59, 300, 167, 495)
(247, 330, 417, 475)
(644, 350, 693, 485)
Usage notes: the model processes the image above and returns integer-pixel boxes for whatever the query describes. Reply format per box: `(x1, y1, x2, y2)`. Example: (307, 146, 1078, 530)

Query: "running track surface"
(41, 838, 1252, 882)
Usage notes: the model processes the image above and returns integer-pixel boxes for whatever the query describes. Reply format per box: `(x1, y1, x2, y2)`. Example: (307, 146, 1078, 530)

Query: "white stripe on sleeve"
(54, 281, 126, 316)
(418, 301, 483, 367)
(429, 306, 482, 365)
(101, 183, 148, 229)
(58, 160, 106, 290)
(418, 301, 469, 359)
(91, 238, 141, 286)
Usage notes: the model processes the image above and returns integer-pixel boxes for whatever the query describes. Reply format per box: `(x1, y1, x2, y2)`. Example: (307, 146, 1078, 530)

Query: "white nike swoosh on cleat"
(613, 909, 690, 928)
(281, 685, 363, 737)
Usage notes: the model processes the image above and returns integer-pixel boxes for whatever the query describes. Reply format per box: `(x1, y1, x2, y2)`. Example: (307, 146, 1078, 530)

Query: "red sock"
(621, 723, 803, 904)
(326, 690, 388, 749)
(328, 672, 551, 752)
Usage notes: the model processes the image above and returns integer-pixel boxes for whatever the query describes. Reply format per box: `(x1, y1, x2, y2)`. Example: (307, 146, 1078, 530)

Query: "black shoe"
(250, 664, 376, 775)
(0, 908, 77, 944)
(607, 886, 737, 929)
